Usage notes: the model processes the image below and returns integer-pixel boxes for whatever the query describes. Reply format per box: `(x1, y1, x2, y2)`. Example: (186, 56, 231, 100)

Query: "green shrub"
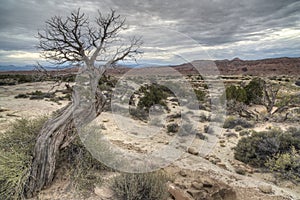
(14, 93, 29, 99)
(235, 125, 244, 132)
(0, 117, 47, 199)
(239, 129, 251, 137)
(244, 77, 264, 104)
(225, 85, 247, 103)
(167, 123, 179, 133)
(137, 84, 171, 112)
(111, 171, 169, 200)
(265, 146, 300, 182)
(223, 116, 253, 129)
(234, 128, 300, 167)
(194, 89, 206, 102)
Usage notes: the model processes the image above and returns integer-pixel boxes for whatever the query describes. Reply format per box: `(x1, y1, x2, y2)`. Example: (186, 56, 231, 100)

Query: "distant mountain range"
(1, 57, 300, 76)
(0, 64, 75, 71)
(173, 57, 300, 76)
(106, 57, 300, 76)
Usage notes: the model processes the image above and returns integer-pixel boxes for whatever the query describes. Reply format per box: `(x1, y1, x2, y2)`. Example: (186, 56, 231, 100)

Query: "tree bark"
(24, 70, 106, 198)
(24, 103, 75, 197)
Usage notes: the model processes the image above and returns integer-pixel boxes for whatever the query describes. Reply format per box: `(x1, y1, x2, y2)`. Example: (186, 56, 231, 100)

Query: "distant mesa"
(231, 57, 242, 61)
(1, 57, 300, 76)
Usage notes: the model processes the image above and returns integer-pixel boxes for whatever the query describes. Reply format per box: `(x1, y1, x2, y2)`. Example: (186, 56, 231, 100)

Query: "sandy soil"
(1, 82, 300, 200)
(0, 81, 70, 132)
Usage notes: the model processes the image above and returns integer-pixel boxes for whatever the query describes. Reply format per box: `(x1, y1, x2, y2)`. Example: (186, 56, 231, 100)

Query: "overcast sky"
(0, 0, 299, 66)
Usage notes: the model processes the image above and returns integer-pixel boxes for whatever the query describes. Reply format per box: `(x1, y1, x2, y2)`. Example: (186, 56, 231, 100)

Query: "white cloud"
(0, 0, 299, 65)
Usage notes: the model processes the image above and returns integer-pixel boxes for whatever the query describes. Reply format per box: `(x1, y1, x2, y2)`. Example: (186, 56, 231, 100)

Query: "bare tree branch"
(37, 8, 140, 67)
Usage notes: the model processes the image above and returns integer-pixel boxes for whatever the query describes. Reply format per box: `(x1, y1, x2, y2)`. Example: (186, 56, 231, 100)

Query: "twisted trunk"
(24, 70, 105, 198)
(24, 103, 75, 197)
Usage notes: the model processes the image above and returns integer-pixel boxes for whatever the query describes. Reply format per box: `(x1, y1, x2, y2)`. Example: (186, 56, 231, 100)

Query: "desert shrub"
(265, 147, 300, 182)
(223, 116, 253, 129)
(239, 129, 251, 137)
(194, 89, 206, 102)
(61, 74, 76, 82)
(167, 123, 179, 133)
(98, 75, 117, 91)
(14, 93, 29, 98)
(0, 74, 38, 85)
(59, 136, 107, 197)
(235, 125, 244, 132)
(225, 85, 247, 103)
(130, 84, 173, 121)
(137, 84, 171, 112)
(234, 128, 300, 167)
(0, 117, 47, 199)
(111, 171, 169, 200)
(244, 77, 264, 104)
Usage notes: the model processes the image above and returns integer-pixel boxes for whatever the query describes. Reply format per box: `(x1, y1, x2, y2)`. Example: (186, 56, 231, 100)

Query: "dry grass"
(0, 117, 47, 199)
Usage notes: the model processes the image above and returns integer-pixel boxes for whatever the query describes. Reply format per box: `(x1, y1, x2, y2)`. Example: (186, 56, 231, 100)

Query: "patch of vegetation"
(167, 123, 179, 133)
(244, 77, 264, 104)
(0, 117, 47, 199)
(111, 171, 169, 200)
(234, 125, 244, 132)
(0, 73, 76, 86)
(234, 128, 300, 168)
(130, 84, 173, 121)
(223, 116, 254, 129)
(225, 85, 247, 103)
(98, 75, 117, 91)
(0, 74, 37, 85)
(59, 137, 108, 197)
(194, 89, 206, 102)
(137, 84, 171, 111)
(14, 89, 71, 104)
(14, 93, 29, 99)
(29, 90, 55, 100)
(239, 129, 251, 137)
(265, 146, 300, 182)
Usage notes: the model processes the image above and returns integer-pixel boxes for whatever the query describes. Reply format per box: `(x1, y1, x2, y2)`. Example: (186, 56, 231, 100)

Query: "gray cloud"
(0, 0, 299, 65)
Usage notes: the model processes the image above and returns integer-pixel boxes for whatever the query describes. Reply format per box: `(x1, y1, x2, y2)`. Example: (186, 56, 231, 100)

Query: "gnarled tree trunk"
(24, 103, 75, 197)
(24, 71, 106, 198)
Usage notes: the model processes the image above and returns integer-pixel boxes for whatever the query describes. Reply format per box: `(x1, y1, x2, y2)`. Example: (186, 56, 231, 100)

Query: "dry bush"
(0, 117, 47, 199)
(223, 116, 254, 129)
(111, 171, 169, 200)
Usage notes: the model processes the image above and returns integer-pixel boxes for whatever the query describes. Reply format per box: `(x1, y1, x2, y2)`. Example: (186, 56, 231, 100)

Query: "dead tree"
(262, 81, 281, 115)
(24, 9, 141, 197)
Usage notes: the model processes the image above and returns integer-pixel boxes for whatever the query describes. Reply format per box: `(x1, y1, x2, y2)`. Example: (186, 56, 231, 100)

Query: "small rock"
(187, 189, 202, 198)
(258, 185, 273, 194)
(235, 167, 246, 175)
(102, 119, 109, 122)
(191, 181, 203, 190)
(179, 170, 187, 177)
(202, 180, 213, 188)
(224, 132, 238, 138)
(188, 147, 199, 155)
(167, 132, 176, 136)
(94, 186, 114, 199)
(220, 143, 226, 147)
(216, 162, 227, 170)
(168, 183, 193, 200)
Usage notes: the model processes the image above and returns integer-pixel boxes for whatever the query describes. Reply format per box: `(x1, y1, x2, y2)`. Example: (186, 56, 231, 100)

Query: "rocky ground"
(1, 80, 300, 200)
